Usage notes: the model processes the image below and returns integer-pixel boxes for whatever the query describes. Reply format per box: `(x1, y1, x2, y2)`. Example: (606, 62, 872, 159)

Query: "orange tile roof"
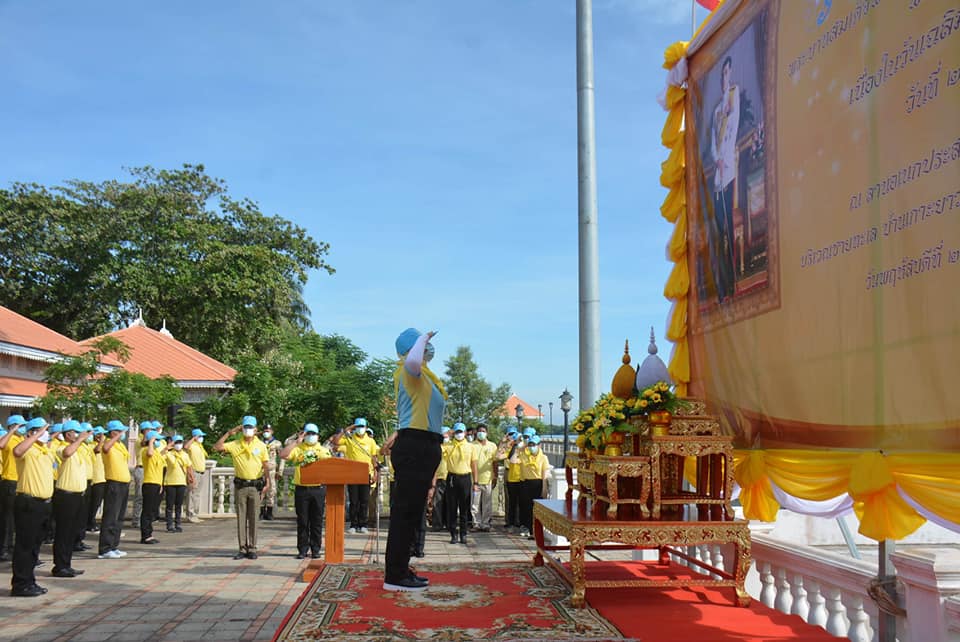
(503, 394, 542, 420)
(82, 324, 236, 384)
(0, 306, 121, 366)
(0, 376, 50, 398)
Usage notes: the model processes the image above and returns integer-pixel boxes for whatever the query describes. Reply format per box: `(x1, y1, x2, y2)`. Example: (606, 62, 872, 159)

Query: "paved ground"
(0, 511, 536, 642)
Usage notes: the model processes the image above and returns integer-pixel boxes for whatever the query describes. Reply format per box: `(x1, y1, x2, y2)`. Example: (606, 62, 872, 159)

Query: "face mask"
(173, 443, 183, 451)
(528, 445, 539, 454)
(86, 435, 94, 443)
(477, 432, 487, 441)
(454, 433, 465, 441)
(243, 428, 255, 437)
(37, 431, 50, 444)
(466, 435, 474, 442)
(196, 437, 204, 444)
(263, 432, 273, 441)
(305, 434, 319, 445)
(424, 342, 435, 362)
(443, 437, 450, 443)
(354, 428, 365, 437)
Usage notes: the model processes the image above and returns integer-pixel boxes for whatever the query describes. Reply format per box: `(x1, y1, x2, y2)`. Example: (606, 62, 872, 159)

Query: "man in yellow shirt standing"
(281, 423, 332, 559)
(0, 414, 26, 563)
(184, 428, 208, 523)
(332, 418, 379, 534)
(164, 435, 193, 533)
(11, 417, 54, 597)
(444, 423, 474, 545)
(138, 431, 166, 544)
(215, 416, 270, 560)
(98, 420, 131, 559)
(518, 434, 551, 539)
(52, 420, 92, 578)
(470, 424, 498, 532)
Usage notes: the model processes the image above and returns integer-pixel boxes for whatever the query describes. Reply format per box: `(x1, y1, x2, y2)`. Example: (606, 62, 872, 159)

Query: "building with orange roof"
(503, 394, 543, 422)
(0, 306, 120, 415)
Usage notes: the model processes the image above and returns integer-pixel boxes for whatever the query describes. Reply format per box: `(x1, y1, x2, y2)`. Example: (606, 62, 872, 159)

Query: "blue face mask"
(529, 445, 539, 454)
(354, 428, 365, 437)
(305, 434, 319, 445)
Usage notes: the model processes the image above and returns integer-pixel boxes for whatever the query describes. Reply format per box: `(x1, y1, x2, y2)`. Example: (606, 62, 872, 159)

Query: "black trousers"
(99, 480, 129, 554)
(0, 478, 16, 556)
(713, 181, 736, 301)
(87, 482, 105, 530)
(430, 480, 447, 530)
(52, 489, 84, 571)
(75, 482, 91, 546)
(506, 480, 522, 527)
(446, 473, 471, 537)
(165, 485, 186, 528)
(385, 429, 441, 584)
(347, 483, 370, 529)
(140, 482, 162, 540)
(12, 494, 51, 591)
(294, 485, 326, 555)
(519, 479, 543, 531)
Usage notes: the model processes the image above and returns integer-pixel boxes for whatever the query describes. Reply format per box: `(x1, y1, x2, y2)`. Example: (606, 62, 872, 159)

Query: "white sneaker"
(519, 529, 530, 538)
(114, 550, 128, 557)
(359, 527, 368, 534)
(98, 550, 121, 559)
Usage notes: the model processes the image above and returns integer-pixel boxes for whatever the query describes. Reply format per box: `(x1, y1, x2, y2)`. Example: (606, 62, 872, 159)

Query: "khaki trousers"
(234, 485, 260, 553)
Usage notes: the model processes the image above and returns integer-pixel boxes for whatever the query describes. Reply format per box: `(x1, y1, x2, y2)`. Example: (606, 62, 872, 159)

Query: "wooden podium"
(299, 458, 369, 563)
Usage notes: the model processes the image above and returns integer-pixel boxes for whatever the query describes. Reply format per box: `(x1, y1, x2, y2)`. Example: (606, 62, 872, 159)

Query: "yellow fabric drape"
(733, 449, 960, 541)
(660, 41, 690, 397)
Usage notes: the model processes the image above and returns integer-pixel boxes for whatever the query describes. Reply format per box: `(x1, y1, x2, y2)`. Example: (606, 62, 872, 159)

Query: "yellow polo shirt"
(92, 445, 106, 484)
(435, 448, 448, 480)
(2, 433, 24, 481)
(337, 434, 379, 475)
(103, 442, 131, 483)
(55, 446, 88, 493)
(140, 446, 166, 484)
(287, 444, 332, 486)
(224, 438, 268, 480)
(16, 443, 54, 499)
(188, 441, 207, 473)
(473, 440, 498, 485)
(444, 439, 474, 476)
(507, 445, 523, 483)
(78, 442, 95, 481)
(519, 449, 550, 481)
(164, 450, 191, 486)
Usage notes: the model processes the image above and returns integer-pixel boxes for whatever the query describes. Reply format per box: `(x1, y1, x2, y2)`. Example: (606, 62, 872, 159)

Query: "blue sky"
(0, 0, 708, 420)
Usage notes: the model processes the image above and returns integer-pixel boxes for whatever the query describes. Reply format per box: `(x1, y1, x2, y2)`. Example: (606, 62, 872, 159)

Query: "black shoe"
(247, 551, 258, 560)
(166, 527, 177, 533)
(52, 567, 76, 578)
(141, 537, 159, 544)
(449, 535, 457, 544)
(264, 507, 274, 520)
(233, 552, 247, 560)
(35, 560, 45, 568)
(174, 526, 183, 533)
(413, 549, 425, 558)
(459, 535, 467, 544)
(11, 584, 45, 597)
(295, 552, 307, 560)
(383, 575, 428, 591)
(73, 543, 90, 552)
(311, 551, 320, 559)
(408, 567, 428, 584)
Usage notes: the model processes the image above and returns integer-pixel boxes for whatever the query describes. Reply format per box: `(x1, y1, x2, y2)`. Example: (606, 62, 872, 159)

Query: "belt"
(234, 478, 262, 488)
(398, 428, 443, 443)
(136, 465, 143, 468)
(54, 488, 84, 495)
(16, 493, 51, 503)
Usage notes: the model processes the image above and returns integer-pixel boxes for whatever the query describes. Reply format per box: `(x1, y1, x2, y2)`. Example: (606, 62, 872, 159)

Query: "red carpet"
(584, 561, 839, 641)
(274, 562, 631, 641)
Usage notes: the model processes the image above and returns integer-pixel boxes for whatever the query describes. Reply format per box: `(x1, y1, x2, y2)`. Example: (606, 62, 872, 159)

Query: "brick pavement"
(0, 512, 535, 642)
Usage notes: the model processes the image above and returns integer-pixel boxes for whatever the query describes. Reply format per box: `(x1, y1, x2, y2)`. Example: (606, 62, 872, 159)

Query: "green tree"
(441, 346, 511, 431)
(0, 164, 333, 361)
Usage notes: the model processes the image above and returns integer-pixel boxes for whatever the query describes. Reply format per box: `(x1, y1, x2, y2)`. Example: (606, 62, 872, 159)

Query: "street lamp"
(560, 388, 574, 461)
(548, 402, 553, 429)
(515, 403, 524, 430)
(537, 404, 543, 426)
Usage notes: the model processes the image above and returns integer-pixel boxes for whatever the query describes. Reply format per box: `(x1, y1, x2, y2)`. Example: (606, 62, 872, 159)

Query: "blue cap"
(145, 430, 159, 441)
(80, 422, 93, 432)
(241, 415, 257, 427)
(507, 428, 518, 437)
(0, 428, 6, 437)
(6, 414, 25, 427)
(528, 434, 541, 445)
(522, 427, 536, 437)
(106, 419, 126, 433)
(151, 420, 163, 429)
(354, 418, 367, 427)
(191, 428, 206, 437)
(395, 328, 421, 356)
(62, 420, 82, 433)
(26, 417, 48, 431)
(172, 434, 184, 442)
(154, 436, 166, 444)
(139, 421, 152, 430)
(304, 423, 319, 434)
(49, 423, 64, 434)
(93, 426, 106, 435)
(453, 422, 466, 432)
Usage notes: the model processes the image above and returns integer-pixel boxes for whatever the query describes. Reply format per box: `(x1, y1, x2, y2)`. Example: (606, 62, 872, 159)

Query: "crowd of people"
(0, 328, 554, 598)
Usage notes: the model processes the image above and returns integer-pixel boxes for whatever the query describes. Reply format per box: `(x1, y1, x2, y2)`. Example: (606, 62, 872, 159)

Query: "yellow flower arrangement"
(572, 393, 629, 450)
(632, 381, 683, 415)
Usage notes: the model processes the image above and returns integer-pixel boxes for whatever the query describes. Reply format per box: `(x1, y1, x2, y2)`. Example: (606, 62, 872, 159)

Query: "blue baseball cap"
(49, 423, 64, 434)
(80, 422, 93, 432)
(191, 428, 206, 437)
(5, 414, 25, 427)
(528, 434, 542, 445)
(139, 421, 152, 430)
(453, 422, 466, 433)
(26, 417, 48, 431)
(0, 427, 6, 437)
(304, 423, 319, 434)
(145, 430, 159, 441)
(151, 420, 163, 429)
(241, 415, 257, 427)
(93, 426, 106, 435)
(522, 427, 537, 437)
(354, 418, 367, 427)
(172, 434, 184, 442)
(106, 419, 126, 433)
(395, 328, 421, 356)
(507, 428, 519, 437)
(62, 420, 82, 433)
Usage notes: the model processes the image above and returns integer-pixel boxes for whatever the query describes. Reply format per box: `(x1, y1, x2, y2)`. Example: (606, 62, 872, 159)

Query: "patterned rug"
(273, 562, 632, 641)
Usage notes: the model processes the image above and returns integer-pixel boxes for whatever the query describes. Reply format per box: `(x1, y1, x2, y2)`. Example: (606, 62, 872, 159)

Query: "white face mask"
(467, 435, 474, 442)
(196, 437, 204, 444)
(37, 430, 50, 444)
(424, 342, 435, 362)
(454, 433, 465, 441)
(443, 437, 450, 443)
(477, 432, 487, 441)
(243, 428, 255, 437)
(354, 428, 365, 437)
(86, 435, 94, 443)
(528, 445, 539, 454)
(173, 443, 183, 451)
(263, 432, 273, 441)
(305, 434, 319, 445)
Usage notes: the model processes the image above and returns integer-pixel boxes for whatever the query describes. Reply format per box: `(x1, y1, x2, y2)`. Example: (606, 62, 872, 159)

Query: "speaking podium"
(299, 458, 370, 563)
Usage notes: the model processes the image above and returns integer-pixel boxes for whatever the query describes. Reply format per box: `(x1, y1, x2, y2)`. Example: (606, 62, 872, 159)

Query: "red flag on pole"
(696, 0, 720, 10)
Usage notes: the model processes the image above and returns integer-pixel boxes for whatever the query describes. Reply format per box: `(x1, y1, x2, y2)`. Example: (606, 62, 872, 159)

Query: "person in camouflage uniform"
(260, 425, 283, 520)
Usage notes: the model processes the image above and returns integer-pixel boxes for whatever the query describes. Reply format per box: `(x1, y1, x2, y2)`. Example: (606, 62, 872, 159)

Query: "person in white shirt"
(710, 55, 740, 303)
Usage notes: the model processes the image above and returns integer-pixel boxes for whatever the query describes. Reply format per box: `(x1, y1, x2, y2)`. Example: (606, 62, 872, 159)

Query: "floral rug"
(273, 562, 632, 641)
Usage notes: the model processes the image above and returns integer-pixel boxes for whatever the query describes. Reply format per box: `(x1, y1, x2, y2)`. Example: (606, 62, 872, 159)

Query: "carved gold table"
(532, 498, 751, 609)
(641, 434, 735, 520)
(590, 455, 651, 519)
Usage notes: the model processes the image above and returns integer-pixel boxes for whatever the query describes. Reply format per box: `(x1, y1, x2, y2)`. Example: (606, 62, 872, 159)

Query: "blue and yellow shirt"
(395, 367, 446, 435)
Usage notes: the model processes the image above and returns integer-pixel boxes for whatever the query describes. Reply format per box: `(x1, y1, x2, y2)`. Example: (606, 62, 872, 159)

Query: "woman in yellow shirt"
(518, 434, 550, 539)
(86, 427, 107, 533)
(138, 431, 166, 545)
(164, 435, 194, 533)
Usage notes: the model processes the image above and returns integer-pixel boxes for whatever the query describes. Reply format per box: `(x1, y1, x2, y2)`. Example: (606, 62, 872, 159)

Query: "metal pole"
(576, 0, 602, 411)
(562, 409, 570, 461)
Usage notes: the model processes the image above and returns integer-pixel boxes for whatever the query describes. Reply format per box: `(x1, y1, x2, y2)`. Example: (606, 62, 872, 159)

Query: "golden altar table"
(532, 498, 752, 608)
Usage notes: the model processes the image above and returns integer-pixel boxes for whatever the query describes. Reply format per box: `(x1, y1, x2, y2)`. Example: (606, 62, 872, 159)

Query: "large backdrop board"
(657, 0, 960, 538)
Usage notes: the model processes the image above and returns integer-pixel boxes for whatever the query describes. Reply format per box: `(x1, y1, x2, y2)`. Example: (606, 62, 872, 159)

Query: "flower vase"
(603, 431, 625, 457)
(648, 410, 672, 437)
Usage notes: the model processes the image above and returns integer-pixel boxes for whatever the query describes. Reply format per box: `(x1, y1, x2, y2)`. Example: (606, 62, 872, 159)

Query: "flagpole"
(692, 0, 696, 37)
